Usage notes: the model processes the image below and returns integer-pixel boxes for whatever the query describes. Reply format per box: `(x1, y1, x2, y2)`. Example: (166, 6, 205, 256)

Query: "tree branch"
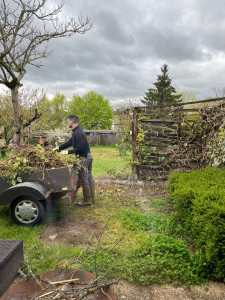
(24, 108, 42, 127)
(0, 0, 92, 87)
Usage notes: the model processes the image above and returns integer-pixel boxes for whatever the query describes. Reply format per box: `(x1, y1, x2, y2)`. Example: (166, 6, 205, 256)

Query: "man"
(57, 115, 95, 206)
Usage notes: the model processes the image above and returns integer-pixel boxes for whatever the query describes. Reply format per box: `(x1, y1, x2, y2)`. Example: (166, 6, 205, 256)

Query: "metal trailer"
(0, 167, 78, 226)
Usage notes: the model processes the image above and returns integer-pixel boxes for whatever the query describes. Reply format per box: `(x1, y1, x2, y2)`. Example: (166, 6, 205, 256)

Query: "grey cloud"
(21, 0, 225, 103)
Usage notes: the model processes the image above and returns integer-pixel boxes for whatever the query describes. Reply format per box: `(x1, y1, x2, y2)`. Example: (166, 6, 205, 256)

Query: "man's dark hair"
(68, 114, 79, 124)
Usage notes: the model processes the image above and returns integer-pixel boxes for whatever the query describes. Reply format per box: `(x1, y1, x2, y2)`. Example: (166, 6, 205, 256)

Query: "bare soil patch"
(40, 215, 101, 246)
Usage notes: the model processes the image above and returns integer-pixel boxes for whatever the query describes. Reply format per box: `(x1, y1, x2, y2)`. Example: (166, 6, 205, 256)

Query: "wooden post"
(132, 107, 138, 180)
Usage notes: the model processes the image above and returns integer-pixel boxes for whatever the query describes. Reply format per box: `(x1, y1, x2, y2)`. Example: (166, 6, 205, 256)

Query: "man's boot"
(89, 183, 95, 204)
(77, 186, 91, 206)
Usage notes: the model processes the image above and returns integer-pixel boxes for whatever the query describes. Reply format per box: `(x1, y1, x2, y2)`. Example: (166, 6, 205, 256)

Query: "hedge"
(168, 168, 225, 280)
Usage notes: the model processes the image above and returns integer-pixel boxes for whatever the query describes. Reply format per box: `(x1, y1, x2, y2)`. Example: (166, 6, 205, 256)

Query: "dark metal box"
(0, 240, 23, 297)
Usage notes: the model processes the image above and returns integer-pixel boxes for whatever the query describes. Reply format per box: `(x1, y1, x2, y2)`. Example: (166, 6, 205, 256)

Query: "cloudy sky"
(24, 0, 225, 106)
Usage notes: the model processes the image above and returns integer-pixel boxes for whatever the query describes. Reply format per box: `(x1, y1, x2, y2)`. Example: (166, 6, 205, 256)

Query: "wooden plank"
(142, 124, 178, 131)
(139, 108, 199, 114)
(136, 96, 225, 110)
(144, 134, 178, 141)
(140, 119, 182, 124)
(141, 124, 179, 132)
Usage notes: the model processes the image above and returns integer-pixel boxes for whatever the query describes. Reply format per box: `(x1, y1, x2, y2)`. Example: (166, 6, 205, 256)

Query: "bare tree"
(0, 0, 92, 144)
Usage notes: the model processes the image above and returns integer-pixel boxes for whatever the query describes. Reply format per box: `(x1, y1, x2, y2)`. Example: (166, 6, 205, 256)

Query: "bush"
(168, 168, 225, 280)
(125, 233, 207, 285)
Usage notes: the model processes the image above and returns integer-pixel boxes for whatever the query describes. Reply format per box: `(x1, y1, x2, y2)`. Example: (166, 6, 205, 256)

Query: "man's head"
(68, 115, 79, 128)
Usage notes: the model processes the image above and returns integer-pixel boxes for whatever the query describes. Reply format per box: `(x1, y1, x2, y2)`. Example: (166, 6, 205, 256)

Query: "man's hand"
(53, 147, 60, 152)
(60, 150, 68, 155)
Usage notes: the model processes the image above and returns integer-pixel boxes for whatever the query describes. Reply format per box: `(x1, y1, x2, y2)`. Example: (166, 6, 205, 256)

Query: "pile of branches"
(199, 101, 225, 166)
(28, 274, 117, 299)
(162, 101, 225, 170)
(18, 265, 117, 300)
(0, 145, 83, 181)
(17, 224, 119, 300)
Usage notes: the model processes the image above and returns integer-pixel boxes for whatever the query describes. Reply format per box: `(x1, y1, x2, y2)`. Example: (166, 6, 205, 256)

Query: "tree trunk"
(11, 85, 23, 144)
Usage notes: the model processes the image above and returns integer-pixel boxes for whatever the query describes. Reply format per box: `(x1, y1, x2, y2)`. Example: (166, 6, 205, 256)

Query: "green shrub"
(168, 167, 225, 279)
(124, 233, 207, 285)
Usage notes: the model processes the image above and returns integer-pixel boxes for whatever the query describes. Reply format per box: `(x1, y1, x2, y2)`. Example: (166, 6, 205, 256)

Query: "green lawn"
(91, 145, 132, 178)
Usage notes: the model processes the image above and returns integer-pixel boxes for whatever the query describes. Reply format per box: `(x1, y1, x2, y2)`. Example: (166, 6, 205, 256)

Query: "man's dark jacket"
(59, 126, 90, 158)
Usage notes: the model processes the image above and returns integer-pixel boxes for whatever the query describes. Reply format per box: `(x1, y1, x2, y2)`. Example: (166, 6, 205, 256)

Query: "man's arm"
(58, 138, 72, 152)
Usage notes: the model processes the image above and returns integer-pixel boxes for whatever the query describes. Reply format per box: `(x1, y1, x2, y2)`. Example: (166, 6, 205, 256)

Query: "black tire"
(9, 197, 46, 226)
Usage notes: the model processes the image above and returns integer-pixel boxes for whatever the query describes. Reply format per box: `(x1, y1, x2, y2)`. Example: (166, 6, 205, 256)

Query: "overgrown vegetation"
(126, 233, 206, 285)
(168, 167, 225, 280)
(134, 100, 225, 180)
(0, 146, 221, 287)
(0, 145, 81, 184)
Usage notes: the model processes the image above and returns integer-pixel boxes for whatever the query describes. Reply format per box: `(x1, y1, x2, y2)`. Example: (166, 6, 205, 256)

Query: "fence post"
(132, 107, 138, 180)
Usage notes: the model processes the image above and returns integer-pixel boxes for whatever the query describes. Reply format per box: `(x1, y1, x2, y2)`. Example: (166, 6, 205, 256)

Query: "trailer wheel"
(10, 197, 46, 225)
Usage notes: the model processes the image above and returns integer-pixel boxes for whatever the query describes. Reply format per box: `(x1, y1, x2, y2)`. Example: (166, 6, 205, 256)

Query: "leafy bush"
(168, 168, 225, 279)
(125, 233, 207, 285)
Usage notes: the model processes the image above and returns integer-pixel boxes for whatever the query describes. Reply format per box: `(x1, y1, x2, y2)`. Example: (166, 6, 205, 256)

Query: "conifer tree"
(142, 64, 182, 106)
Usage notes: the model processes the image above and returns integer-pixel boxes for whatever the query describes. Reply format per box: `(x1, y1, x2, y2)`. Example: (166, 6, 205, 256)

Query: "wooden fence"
(132, 97, 225, 180)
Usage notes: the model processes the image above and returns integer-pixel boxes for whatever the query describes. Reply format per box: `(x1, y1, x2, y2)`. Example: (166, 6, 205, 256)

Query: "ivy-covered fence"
(132, 97, 225, 180)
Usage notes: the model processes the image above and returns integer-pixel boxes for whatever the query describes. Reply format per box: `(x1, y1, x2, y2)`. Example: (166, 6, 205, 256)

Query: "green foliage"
(125, 234, 207, 285)
(118, 141, 131, 157)
(47, 93, 68, 128)
(69, 91, 114, 130)
(168, 168, 225, 279)
(141, 64, 182, 106)
(135, 119, 155, 165)
(0, 146, 215, 286)
(4, 156, 31, 185)
(35, 92, 68, 130)
(0, 145, 79, 185)
(0, 93, 14, 143)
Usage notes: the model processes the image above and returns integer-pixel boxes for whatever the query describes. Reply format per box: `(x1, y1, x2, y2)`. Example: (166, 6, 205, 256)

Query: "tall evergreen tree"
(141, 64, 182, 106)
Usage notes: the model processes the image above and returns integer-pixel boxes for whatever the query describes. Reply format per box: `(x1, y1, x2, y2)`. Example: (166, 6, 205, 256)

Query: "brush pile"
(0, 145, 82, 184)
